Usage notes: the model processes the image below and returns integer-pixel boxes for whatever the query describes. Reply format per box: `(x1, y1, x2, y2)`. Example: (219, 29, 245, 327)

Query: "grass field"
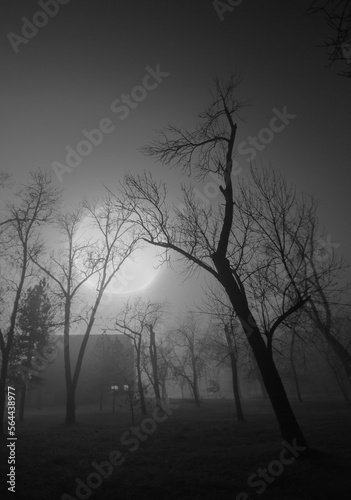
(1, 398, 350, 499)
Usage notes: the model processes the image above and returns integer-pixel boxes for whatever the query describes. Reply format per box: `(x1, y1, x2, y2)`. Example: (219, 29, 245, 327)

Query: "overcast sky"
(1, 0, 350, 317)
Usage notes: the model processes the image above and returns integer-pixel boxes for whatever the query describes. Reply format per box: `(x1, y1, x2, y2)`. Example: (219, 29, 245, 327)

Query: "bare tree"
(114, 75, 309, 450)
(155, 334, 174, 403)
(284, 196, 351, 383)
(308, 0, 351, 78)
(0, 171, 59, 434)
(113, 297, 147, 415)
(32, 194, 138, 424)
(112, 298, 167, 415)
(197, 284, 246, 420)
(167, 314, 208, 407)
(233, 165, 350, 395)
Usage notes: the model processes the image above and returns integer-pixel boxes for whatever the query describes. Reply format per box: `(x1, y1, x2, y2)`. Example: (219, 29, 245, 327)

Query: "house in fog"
(25, 333, 133, 410)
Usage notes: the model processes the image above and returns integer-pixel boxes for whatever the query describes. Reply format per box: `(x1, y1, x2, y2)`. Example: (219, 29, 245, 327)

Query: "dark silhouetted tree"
(115, 75, 309, 451)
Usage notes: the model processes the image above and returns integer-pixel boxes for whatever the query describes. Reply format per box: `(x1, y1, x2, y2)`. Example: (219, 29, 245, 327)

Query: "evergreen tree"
(9, 278, 54, 421)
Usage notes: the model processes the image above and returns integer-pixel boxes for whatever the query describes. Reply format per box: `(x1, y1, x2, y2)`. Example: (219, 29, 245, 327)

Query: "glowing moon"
(106, 245, 163, 295)
(84, 244, 163, 296)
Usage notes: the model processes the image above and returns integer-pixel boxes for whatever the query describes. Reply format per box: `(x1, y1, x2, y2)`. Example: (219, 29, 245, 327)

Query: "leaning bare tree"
(0, 171, 59, 434)
(115, 75, 309, 451)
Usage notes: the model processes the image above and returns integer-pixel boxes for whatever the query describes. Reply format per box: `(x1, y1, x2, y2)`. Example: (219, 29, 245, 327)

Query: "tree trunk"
(212, 253, 309, 452)
(229, 352, 244, 421)
(327, 357, 350, 403)
(247, 322, 307, 448)
(290, 331, 303, 403)
(327, 334, 351, 381)
(65, 383, 76, 424)
(136, 352, 147, 416)
(180, 379, 185, 399)
(192, 381, 201, 407)
(148, 325, 162, 403)
(63, 298, 75, 424)
(257, 369, 268, 399)
(224, 324, 245, 421)
(191, 357, 201, 407)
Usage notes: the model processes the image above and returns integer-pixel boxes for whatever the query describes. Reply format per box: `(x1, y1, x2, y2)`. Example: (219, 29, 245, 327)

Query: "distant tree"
(316, 315, 351, 401)
(113, 298, 167, 414)
(123, 378, 150, 426)
(197, 285, 246, 420)
(0, 171, 59, 435)
(167, 315, 207, 407)
(285, 199, 351, 383)
(9, 278, 55, 421)
(156, 336, 174, 402)
(273, 318, 309, 403)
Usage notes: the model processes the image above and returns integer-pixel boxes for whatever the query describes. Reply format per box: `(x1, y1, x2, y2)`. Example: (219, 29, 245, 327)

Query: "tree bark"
(65, 383, 76, 424)
(212, 253, 309, 452)
(191, 356, 201, 407)
(136, 350, 147, 416)
(148, 325, 162, 403)
(224, 324, 245, 421)
(229, 352, 244, 421)
(290, 331, 303, 403)
(327, 357, 350, 403)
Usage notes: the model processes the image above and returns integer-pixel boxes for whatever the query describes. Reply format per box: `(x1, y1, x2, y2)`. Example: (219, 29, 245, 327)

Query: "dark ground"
(1, 398, 350, 500)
